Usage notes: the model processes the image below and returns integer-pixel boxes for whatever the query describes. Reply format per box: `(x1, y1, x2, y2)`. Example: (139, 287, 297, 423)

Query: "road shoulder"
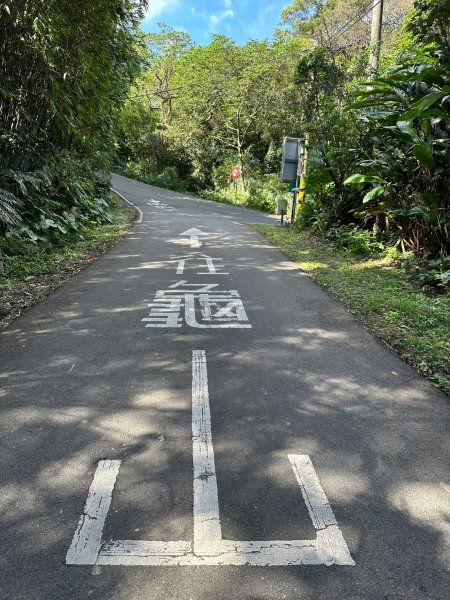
(253, 224, 450, 397)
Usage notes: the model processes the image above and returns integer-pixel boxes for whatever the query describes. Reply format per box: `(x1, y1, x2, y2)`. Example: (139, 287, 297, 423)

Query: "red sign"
(231, 167, 240, 180)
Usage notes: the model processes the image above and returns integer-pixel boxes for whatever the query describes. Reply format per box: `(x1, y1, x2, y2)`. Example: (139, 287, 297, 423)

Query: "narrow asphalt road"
(1, 173, 448, 599)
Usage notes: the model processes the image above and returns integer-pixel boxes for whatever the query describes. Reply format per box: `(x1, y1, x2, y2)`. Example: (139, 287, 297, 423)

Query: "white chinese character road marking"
(142, 296, 183, 328)
(142, 282, 251, 329)
(168, 281, 217, 292)
(66, 351, 355, 567)
(174, 255, 229, 275)
(147, 199, 175, 212)
(176, 259, 186, 275)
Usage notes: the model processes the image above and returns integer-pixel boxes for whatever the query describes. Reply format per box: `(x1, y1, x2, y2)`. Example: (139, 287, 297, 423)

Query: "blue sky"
(141, 0, 289, 45)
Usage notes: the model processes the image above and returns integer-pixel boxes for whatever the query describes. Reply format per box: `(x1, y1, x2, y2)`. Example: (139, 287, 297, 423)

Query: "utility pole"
(369, 0, 384, 71)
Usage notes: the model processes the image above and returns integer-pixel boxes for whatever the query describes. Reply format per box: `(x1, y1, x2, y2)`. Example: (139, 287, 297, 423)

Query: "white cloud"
(208, 9, 234, 30)
(247, 4, 275, 38)
(143, 0, 182, 22)
(190, 5, 235, 33)
(222, 0, 232, 7)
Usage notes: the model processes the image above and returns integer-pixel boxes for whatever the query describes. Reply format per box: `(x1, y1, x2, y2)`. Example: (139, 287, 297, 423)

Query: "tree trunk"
(237, 145, 245, 191)
(236, 111, 245, 191)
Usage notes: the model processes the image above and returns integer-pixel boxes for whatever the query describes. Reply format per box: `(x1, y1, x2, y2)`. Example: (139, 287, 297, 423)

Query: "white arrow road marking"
(66, 352, 354, 567)
(179, 228, 210, 248)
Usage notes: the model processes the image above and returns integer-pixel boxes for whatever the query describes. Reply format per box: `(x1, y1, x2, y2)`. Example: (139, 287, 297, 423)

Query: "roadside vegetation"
(255, 224, 450, 395)
(1, 0, 448, 380)
(0, 194, 135, 327)
(0, 0, 148, 296)
(116, 0, 449, 292)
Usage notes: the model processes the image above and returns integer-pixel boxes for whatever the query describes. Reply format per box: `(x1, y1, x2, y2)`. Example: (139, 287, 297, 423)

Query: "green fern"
(0, 187, 22, 226)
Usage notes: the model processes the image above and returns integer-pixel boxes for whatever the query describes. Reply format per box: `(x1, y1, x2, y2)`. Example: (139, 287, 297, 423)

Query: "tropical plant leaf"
(344, 174, 387, 184)
(396, 121, 422, 144)
(413, 143, 435, 170)
(363, 186, 386, 203)
(402, 91, 446, 119)
(417, 68, 445, 87)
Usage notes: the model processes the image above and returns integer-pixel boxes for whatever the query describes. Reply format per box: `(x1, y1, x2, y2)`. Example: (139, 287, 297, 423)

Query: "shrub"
(401, 252, 450, 289)
(325, 225, 385, 256)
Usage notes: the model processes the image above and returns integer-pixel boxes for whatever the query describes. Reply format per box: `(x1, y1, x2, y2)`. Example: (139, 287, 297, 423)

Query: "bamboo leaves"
(0, 1, 148, 249)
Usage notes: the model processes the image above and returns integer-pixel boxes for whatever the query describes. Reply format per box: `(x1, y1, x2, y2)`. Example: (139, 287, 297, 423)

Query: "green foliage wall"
(0, 0, 147, 238)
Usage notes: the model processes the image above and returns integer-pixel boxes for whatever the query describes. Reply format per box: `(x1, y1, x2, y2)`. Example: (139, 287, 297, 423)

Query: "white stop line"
(66, 351, 354, 567)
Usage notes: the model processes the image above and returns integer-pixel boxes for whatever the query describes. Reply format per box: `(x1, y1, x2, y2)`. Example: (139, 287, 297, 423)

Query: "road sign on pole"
(231, 167, 240, 204)
(280, 137, 301, 183)
(281, 137, 308, 224)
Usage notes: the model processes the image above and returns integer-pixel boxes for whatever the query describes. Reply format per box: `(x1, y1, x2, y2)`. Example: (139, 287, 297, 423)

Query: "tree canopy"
(0, 0, 448, 284)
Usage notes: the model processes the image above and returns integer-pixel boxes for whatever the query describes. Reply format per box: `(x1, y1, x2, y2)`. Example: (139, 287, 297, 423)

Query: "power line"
(328, 0, 382, 44)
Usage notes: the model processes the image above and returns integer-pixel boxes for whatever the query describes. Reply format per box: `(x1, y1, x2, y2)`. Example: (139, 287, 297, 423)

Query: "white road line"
(289, 454, 341, 531)
(110, 188, 143, 223)
(97, 540, 192, 566)
(67, 353, 354, 567)
(66, 460, 121, 565)
(289, 454, 355, 565)
(192, 350, 223, 554)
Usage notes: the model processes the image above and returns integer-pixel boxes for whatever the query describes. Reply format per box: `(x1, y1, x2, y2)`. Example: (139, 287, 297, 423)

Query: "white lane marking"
(66, 460, 121, 565)
(289, 455, 355, 565)
(96, 538, 342, 566)
(67, 353, 354, 567)
(97, 540, 192, 566)
(179, 227, 210, 248)
(110, 188, 143, 223)
(192, 350, 222, 554)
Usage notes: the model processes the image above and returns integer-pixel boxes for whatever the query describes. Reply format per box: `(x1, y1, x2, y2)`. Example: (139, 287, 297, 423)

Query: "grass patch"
(254, 224, 450, 396)
(0, 194, 135, 325)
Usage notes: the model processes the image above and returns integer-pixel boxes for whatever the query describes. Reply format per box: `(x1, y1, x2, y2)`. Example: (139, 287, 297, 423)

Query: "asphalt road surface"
(1, 173, 449, 599)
